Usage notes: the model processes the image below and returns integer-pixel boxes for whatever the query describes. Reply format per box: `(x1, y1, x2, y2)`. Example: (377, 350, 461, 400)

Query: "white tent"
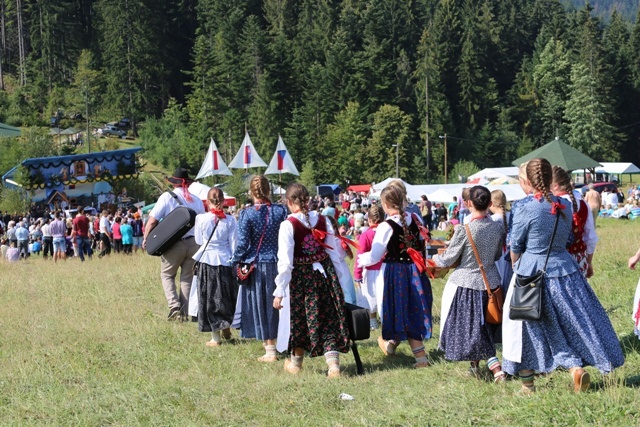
(264, 135, 299, 176)
(594, 162, 640, 175)
(467, 167, 520, 181)
(195, 138, 232, 179)
(228, 132, 267, 169)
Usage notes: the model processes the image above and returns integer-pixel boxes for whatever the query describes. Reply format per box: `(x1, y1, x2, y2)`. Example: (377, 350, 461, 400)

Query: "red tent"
(346, 184, 371, 193)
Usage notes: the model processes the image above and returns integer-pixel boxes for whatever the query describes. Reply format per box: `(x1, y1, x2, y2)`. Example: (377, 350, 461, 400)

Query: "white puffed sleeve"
(273, 220, 294, 298)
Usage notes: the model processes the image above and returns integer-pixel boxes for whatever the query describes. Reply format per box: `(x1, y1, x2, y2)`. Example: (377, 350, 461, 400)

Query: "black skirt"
(197, 263, 238, 333)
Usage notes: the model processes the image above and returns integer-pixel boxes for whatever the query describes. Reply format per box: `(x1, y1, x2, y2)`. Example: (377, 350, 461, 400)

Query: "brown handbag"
(465, 224, 504, 324)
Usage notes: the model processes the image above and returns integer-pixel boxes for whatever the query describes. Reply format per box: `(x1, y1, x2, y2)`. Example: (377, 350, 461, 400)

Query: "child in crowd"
(273, 183, 351, 378)
(489, 190, 512, 291)
(358, 183, 433, 368)
(324, 215, 357, 304)
(6, 241, 20, 262)
(1, 239, 9, 260)
(354, 204, 386, 330)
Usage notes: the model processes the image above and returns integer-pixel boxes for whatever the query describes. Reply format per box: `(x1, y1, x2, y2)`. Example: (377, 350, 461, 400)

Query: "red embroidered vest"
(288, 215, 329, 264)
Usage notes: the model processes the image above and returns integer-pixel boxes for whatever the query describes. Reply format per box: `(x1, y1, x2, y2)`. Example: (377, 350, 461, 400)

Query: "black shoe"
(167, 308, 181, 321)
(191, 316, 198, 323)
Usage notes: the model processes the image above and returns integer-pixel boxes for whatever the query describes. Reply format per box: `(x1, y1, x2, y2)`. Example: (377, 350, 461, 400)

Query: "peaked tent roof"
(467, 167, 520, 181)
(0, 122, 21, 137)
(511, 138, 601, 171)
(595, 162, 640, 175)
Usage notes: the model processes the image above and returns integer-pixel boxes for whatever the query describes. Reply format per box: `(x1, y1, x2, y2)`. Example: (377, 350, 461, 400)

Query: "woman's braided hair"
(527, 158, 566, 217)
(381, 185, 411, 247)
(367, 205, 385, 226)
(207, 187, 224, 209)
(552, 165, 577, 213)
(526, 158, 553, 205)
(250, 175, 272, 203)
(285, 183, 310, 225)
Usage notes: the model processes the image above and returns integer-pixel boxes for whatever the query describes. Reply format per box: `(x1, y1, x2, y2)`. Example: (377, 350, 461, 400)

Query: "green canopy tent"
(512, 137, 601, 171)
(0, 122, 21, 138)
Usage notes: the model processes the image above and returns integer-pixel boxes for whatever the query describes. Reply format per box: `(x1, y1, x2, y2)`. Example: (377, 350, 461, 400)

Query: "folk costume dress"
(358, 213, 433, 343)
(231, 202, 288, 341)
(274, 211, 350, 357)
(193, 211, 238, 333)
(433, 217, 504, 361)
(502, 194, 624, 375)
(491, 211, 513, 292)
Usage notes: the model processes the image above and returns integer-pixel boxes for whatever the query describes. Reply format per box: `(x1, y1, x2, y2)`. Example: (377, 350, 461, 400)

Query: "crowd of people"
(0, 205, 144, 263)
(2, 161, 636, 393)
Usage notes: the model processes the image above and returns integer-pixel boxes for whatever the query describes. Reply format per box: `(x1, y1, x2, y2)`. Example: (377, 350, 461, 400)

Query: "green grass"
(1, 219, 640, 425)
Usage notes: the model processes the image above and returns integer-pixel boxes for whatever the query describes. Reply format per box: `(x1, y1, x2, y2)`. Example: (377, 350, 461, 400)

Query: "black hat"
(167, 167, 193, 185)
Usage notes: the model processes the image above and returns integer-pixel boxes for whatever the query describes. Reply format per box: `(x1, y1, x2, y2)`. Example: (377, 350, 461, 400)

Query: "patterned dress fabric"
(502, 195, 624, 375)
(433, 217, 504, 361)
(287, 217, 350, 356)
(197, 264, 237, 332)
(381, 220, 433, 342)
(231, 203, 288, 340)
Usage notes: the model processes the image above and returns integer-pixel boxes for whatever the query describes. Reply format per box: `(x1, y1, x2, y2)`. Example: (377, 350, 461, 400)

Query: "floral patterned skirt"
(440, 287, 499, 361)
(503, 271, 625, 374)
(382, 262, 433, 342)
(288, 258, 350, 357)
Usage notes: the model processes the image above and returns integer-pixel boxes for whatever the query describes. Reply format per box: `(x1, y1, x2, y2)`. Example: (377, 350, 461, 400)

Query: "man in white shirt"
(98, 210, 112, 257)
(143, 167, 205, 320)
(605, 187, 619, 208)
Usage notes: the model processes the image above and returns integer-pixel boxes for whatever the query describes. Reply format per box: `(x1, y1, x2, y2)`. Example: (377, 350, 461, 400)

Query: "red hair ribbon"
(635, 300, 640, 328)
(210, 208, 226, 218)
(406, 248, 426, 273)
(411, 213, 431, 241)
(551, 201, 566, 215)
(533, 193, 544, 201)
(311, 228, 333, 250)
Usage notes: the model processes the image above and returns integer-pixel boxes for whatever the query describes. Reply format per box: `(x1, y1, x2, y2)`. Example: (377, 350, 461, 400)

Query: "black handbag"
(344, 302, 370, 375)
(509, 212, 560, 321)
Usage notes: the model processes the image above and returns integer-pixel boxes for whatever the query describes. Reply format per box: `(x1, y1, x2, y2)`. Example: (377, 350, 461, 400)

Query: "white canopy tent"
(371, 178, 526, 203)
(594, 162, 640, 175)
(467, 167, 520, 181)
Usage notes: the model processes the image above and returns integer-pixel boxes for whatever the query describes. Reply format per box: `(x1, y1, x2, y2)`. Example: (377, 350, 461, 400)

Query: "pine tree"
(564, 62, 619, 161)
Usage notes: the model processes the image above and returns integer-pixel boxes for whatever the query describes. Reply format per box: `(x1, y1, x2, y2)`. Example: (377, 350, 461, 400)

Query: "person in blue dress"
(358, 183, 433, 368)
(502, 158, 624, 394)
(231, 175, 288, 362)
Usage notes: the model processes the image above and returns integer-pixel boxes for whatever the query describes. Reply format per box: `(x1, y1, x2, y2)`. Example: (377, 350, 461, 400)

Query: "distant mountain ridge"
(564, 0, 637, 21)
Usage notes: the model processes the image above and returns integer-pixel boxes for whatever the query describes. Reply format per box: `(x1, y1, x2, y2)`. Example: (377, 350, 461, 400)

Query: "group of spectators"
(0, 206, 145, 262)
(587, 184, 640, 220)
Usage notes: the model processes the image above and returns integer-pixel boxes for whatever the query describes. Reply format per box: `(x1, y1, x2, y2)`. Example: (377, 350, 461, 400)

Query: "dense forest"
(2, 0, 640, 188)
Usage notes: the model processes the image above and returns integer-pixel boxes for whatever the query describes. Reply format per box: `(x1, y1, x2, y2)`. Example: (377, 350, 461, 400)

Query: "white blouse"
(193, 212, 237, 267)
(273, 211, 343, 298)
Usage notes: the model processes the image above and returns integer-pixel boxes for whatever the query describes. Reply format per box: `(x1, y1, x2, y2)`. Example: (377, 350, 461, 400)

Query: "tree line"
(1, 0, 640, 188)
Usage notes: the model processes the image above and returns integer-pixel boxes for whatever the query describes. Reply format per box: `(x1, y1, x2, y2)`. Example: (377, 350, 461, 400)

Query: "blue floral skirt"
(238, 262, 279, 341)
(381, 262, 432, 342)
(503, 271, 624, 374)
(440, 287, 499, 361)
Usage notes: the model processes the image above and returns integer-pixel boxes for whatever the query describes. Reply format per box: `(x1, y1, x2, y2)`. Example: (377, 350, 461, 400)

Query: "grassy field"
(1, 219, 640, 426)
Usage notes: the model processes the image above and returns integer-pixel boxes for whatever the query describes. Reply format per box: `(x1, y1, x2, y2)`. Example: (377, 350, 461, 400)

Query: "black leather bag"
(146, 192, 197, 256)
(509, 213, 560, 321)
(510, 271, 545, 321)
(344, 303, 370, 341)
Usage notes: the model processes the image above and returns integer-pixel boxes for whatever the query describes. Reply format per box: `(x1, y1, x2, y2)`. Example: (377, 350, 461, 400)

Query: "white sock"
(211, 330, 222, 343)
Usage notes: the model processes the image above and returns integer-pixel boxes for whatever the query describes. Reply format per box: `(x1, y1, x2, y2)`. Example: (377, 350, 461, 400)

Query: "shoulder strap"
(169, 191, 184, 206)
(254, 206, 270, 262)
(542, 212, 560, 273)
(464, 224, 493, 296)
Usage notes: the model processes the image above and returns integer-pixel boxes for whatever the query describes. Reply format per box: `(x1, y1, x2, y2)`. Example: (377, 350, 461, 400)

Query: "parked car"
(101, 125, 127, 138)
(577, 182, 617, 196)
